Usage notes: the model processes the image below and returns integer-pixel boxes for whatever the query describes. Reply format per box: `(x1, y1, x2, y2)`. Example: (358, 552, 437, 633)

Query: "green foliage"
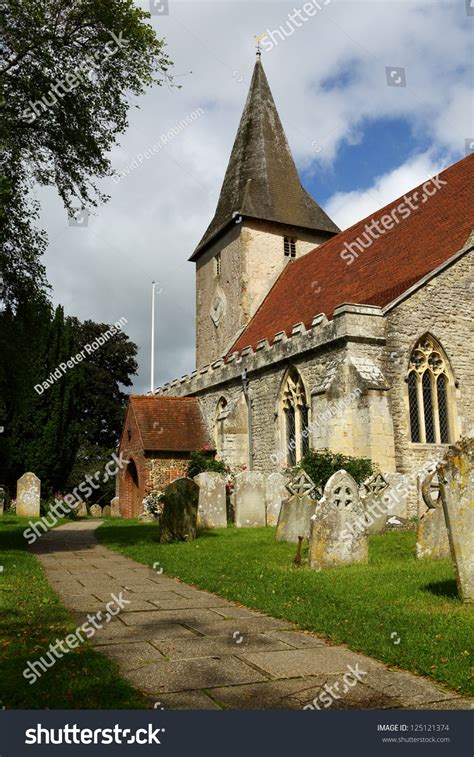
(0, 296, 137, 499)
(186, 451, 227, 480)
(0, 517, 147, 708)
(298, 448, 375, 489)
(1, 0, 174, 304)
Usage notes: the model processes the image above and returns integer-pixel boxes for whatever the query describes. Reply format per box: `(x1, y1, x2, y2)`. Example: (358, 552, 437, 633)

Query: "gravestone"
(275, 470, 318, 543)
(194, 472, 227, 528)
(102, 505, 112, 517)
(111, 496, 120, 517)
(361, 472, 389, 535)
(416, 470, 450, 560)
(438, 441, 474, 602)
(309, 470, 368, 570)
(16, 472, 41, 517)
(0, 486, 5, 515)
(234, 471, 265, 528)
(73, 501, 88, 518)
(159, 477, 199, 543)
(265, 472, 288, 527)
(89, 504, 102, 518)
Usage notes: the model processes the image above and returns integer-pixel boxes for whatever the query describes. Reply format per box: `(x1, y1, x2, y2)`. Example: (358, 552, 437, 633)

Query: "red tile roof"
(231, 155, 473, 356)
(127, 395, 214, 452)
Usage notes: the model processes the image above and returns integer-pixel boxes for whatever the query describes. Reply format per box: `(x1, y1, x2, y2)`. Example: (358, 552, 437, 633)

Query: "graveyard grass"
(0, 517, 148, 708)
(98, 521, 474, 697)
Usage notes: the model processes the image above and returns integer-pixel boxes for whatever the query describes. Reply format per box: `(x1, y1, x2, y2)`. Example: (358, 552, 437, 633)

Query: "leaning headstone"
(265, 472, 288, 527)
(159, 477, 199, 543)
(275, 470, 318, 543)
(16, 472, 41, 517)
(361, 472, 390, 535)
(111, 496, 120, 517)
(194, 472, 227, 528)
(89, 504, 102, 518)
(416, 470, 450, 560)
(102, 505, 111, 517)
(0, 486, 5, 515)
(234, 471, 265, 527)
(309, 470, 368, 570)
(438, 440, 474, 602)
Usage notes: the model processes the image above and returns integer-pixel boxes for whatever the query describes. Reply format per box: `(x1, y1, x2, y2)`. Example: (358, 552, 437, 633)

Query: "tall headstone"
(438, 441, 474, 602)
(309, 470, 368, 570)
(111, 496, 120, 517)
(0, 486, 5, 515)
(361, 472, 390, 535)
(16, 472, 41, 518)
(234, 471, 265, 527)
(159, 477, 199, 543)
(416, 470, 450, 560)
(194, 472, 227, 528)
(74, 501, 88, 518)
(265, 472, 288, 527)
(275, 470, 318, 543)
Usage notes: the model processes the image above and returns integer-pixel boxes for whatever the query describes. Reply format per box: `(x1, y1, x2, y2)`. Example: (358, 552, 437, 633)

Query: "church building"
(118, 54, 474, 518)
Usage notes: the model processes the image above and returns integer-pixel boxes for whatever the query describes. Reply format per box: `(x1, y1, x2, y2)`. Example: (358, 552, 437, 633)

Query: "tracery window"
(281, 369, 310, 464)
(407, 335, 455, 444)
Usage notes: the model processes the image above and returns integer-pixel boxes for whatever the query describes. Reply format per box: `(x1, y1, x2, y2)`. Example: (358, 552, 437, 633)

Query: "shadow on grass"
(423, 579, 459, 599)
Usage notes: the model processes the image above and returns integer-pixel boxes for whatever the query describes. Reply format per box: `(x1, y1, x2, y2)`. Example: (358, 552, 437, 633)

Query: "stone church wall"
(384, 249, 473, 481)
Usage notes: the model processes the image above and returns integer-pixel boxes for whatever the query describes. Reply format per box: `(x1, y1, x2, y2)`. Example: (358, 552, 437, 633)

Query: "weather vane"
(254, 34, 267, 56)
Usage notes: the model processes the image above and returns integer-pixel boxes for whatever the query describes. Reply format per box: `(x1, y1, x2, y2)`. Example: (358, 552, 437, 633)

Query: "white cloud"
(38, 0, 472, 393)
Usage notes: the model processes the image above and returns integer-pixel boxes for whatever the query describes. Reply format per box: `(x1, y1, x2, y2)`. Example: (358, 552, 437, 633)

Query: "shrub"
(187, 451, 227, 479)
(297, 448, 375, 490)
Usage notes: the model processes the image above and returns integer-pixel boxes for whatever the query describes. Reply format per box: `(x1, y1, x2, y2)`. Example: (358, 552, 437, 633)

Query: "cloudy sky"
(39, 0, 473, 393)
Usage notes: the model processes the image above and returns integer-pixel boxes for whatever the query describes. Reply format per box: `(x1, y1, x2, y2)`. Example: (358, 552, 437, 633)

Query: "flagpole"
(151, 281, 156, 394)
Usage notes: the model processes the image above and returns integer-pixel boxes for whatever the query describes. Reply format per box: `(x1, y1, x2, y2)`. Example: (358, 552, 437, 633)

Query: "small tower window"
(214, 253, 222, 277)
(284, 237, 296, 258)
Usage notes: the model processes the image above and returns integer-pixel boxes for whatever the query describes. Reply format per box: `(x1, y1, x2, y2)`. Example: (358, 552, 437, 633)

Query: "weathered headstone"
(309, 470, 368, 569)
(234, 471, 265, 527)
(276, 494, 316, 543)
(194, 472, 227, 528)
(102, 505, 111, 517)
(265, 472, 288, 527)
(438, 441, 474, 602)
(16, 472, 41, 517)
(361, 472, 390, 535)
(111, 496, 120, 517)
(275, 470, 317, 543)
(416, 470, 450, 560)
(73, 501, 88, 518)
(89, 504, 102, 518)
(159, 477, 199, 543)
(0, 486, 5, 515)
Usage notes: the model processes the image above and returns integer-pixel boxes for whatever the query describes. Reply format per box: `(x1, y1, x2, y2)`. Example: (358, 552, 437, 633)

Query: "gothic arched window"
(407, 335, 455, 444)
(280, 369, 310, 465)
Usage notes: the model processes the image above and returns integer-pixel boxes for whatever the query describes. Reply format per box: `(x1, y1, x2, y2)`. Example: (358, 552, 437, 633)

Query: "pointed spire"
(191, 57, 339, 260)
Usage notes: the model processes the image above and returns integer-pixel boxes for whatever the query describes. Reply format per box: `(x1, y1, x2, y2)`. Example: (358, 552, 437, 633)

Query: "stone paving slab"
(30, 521, 474, 710)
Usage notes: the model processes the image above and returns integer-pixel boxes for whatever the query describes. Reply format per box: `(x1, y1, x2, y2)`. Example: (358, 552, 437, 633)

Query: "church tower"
(191, 54, 339, 368)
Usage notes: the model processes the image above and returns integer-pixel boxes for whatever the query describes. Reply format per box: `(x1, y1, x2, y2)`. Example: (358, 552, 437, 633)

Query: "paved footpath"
(32, 521, 473, 710)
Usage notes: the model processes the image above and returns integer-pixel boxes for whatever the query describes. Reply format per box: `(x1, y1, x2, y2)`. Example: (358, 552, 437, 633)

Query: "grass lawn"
(98, 521, 474, 697)
(0, 516, 148, 709)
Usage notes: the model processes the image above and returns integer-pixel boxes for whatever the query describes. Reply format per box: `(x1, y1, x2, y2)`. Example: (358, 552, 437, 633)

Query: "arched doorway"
(125, 458, 141, 518)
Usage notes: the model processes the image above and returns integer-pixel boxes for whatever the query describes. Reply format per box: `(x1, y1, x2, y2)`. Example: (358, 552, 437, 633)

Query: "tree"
(1, 0, 173, 304)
